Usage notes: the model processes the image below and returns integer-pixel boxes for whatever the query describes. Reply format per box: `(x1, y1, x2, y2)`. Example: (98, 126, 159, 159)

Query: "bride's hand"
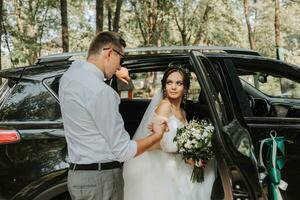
(185, 158, 195, 166)
(185, 159, 207, 168)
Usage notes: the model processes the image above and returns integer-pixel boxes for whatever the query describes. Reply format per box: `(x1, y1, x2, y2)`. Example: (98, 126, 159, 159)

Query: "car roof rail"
(36, 52, 87, 64)
(36, 46, 260, 64)
(125, 46, 261, 56)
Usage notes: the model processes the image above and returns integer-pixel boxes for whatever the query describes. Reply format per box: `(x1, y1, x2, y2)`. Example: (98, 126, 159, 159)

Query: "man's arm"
(114, 67, 166, 156)
(90, 88, 165, 161)
(135, 101, 171, 154)
(134, 121, 166, 156)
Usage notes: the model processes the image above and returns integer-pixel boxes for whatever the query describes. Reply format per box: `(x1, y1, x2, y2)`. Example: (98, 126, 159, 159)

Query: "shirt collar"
(81, 61, 105, 81)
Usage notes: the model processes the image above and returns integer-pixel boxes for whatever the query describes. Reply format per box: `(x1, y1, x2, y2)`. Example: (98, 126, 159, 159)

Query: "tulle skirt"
(123, 150, 216, 200)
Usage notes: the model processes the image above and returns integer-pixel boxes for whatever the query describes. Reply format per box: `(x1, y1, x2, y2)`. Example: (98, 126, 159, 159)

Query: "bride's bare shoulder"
(155, 100, 172, 117)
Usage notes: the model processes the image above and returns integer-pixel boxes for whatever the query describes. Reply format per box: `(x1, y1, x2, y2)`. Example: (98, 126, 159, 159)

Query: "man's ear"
(101, 48, 111, 60)
(106, 48, 113, 58)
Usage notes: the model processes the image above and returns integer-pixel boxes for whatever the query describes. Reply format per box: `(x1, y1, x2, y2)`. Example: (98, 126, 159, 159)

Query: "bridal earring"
(163, 89, 167, 98)
(183, 90, 188, 104)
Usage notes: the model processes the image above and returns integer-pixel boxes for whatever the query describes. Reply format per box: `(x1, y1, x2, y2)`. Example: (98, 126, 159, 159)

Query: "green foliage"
(4, 0, 59, 66)
(1, 0, 300, 67)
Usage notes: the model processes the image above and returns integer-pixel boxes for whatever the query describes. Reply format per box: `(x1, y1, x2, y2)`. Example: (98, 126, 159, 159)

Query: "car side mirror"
(258, 73, 268, 83)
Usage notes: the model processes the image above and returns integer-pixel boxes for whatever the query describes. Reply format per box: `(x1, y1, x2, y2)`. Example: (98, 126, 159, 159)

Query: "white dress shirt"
(59, 60, 137, 164)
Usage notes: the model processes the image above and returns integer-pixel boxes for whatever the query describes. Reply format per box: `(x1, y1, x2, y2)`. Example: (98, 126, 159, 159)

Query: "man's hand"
(116, 67, 130, 84)
(147, 120, 169, 134)
(147, 122, 154, 134)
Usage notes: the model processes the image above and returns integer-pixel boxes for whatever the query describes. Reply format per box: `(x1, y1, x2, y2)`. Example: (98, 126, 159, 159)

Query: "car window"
(121, 71, 201, 101)
(0, 79, 7, 92)
(240, 74, 300, 99)
(194, 54, 254, 158)
(200, 57, 231, 123)
(189, 72, 201, 102)
(0, 81, 61, 121)
(44, 76, 60, 99)
(0, 79, 10, 104)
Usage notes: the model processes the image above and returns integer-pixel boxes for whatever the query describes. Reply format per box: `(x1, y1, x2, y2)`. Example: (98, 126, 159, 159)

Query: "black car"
(0, 46, 299, 200)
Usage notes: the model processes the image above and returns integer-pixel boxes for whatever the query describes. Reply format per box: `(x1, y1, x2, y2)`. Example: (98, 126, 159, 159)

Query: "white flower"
(175, 119, 215, 167)
(202, 131, 208, 138)
(184, 143, 192, 149)
(195, 133, 201, 140)
(206, 125, 214, 132)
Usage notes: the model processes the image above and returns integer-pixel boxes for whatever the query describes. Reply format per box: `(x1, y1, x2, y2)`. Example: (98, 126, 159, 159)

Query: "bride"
(123, 66, 216, 200)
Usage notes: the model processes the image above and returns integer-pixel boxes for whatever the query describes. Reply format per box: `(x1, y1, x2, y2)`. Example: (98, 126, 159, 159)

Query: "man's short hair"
(87, 31, 126, 58)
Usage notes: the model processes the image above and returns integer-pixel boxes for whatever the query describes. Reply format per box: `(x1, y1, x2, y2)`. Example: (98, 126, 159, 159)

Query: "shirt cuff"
(118, 140, 137, 162)
(128, 140, 137, 160)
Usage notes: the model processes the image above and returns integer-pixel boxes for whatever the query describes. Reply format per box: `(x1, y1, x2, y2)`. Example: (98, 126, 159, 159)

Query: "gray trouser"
(68, 168, 124, 200)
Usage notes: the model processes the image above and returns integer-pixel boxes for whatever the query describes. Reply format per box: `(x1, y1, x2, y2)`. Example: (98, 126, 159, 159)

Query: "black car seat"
(186, 89, 210, 121)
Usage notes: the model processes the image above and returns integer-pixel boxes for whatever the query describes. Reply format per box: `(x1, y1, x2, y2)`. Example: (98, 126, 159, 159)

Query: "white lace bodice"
(160, 115, 185, 153)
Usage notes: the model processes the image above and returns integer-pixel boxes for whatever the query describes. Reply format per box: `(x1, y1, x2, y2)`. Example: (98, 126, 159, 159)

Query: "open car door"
(224, 56, 300, 200)
(189, 51, 266, 200)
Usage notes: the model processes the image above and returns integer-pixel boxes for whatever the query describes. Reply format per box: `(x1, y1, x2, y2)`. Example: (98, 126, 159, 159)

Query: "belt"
(69, 161, 123, 171)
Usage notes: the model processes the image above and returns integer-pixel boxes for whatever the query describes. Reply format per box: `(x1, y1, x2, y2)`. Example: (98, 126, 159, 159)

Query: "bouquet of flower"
(174, 119, 214, 183)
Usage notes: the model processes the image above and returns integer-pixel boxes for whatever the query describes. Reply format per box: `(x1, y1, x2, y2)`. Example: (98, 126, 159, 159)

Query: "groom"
(59, 31, 166, 200)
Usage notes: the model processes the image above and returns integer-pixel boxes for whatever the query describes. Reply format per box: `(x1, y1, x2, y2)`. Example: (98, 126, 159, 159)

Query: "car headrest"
(198, 90, 207, 104)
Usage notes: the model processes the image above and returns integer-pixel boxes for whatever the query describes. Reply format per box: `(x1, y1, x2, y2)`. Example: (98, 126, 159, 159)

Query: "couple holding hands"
(59, 31, 215, 200)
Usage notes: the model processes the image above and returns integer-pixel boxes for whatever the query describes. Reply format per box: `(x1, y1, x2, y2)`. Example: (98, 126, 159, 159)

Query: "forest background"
(0, 0, 300, 70)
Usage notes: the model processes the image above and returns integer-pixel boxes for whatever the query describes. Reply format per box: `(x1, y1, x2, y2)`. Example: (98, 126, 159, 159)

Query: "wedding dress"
(123, 92, 216, 200)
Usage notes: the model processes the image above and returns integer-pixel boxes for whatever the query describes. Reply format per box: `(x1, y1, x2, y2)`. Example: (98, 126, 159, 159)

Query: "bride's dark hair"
(161, 65, 190, 107)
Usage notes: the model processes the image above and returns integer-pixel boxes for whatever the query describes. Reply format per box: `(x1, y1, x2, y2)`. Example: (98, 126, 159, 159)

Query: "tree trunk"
(274, 0, 285, 93)
(193, 2, 212, 45)
(131, 1, 148, 45)
(243, 0, 258, 88)
(150, 72, 157, 96)
(113, 0, 123, 32)
(0, 0, 2, 72)
(274, 0, 283, 60)
(96, 0, 103, 33)
(60, 0, 69, 52)
(173, 8, 187, 46)
(243, 0, 256, 50)
(14, 0, 23, 33)
(130, 0, 166, 46)
(148, 0, 158, 46)
(106, 0, 112, 31)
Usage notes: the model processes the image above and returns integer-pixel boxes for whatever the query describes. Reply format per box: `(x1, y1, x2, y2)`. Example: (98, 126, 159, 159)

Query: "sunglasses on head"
(103, 47, 125, 65)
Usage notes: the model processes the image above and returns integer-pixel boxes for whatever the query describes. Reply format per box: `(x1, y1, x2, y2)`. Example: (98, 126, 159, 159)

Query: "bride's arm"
(148, 121, 169, 150)
(147, 101, 171, 151)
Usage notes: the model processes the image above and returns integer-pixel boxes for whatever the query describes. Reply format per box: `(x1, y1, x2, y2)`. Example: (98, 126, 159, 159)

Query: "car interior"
(234, 62, 300, 199)
(118, 56, 300, 199)
(117, 57, 213, 139)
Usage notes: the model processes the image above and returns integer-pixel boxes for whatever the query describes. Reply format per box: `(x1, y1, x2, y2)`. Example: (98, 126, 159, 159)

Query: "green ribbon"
(260, 131, 285, 200)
